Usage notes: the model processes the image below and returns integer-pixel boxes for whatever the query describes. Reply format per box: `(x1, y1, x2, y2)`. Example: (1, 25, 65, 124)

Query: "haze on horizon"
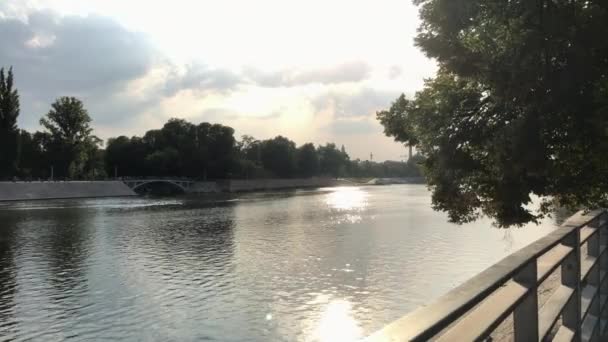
(0, 0, 437, 161)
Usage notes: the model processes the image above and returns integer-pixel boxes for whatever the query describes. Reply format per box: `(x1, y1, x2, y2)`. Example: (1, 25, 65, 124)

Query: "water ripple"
(0, 186, 560, 341)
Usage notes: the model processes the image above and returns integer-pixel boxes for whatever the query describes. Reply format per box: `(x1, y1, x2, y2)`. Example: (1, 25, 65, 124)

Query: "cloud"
(0, 7, 247, 130)
(245, 61, 371, 87)
(311, 87, 399, 118)
(199, 107, 282, 122)
(0, 10, 157, 96)
(388, 65, 402, 79)
(327, 118, 378, 135)
(163, 63, 243, 97)
(0, 9, 160, 127)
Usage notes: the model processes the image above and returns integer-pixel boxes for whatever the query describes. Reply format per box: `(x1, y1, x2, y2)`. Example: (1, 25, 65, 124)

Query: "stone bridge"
(122, 179, 195, 193)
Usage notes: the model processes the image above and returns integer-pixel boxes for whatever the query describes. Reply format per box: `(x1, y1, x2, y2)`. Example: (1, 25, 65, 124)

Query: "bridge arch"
(124, 179, 193, 194)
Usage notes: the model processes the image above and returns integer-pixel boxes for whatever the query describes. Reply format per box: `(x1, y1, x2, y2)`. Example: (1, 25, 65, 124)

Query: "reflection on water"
(0, 185, 560, 341)
(325, 187, 368, 211)
(312, 298, 362, 342)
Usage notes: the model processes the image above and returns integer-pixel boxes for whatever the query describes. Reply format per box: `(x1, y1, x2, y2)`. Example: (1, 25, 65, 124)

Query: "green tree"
(105, 136, 148, 177)
(296, 143, 320, 178)
(260, 136, 297, 178)
(145, 147, 180, 176)
(39, 97, 101, 178)
(0, 67, 20, 177)
(378, 0, 608, 226)
(106, 136, 135, 177)
(159, 118, 196, 176)
(318, 143, 349, 178)
(16, 130, 42, 178)
(105, 119, 238, 179)
(376, 94, 418, 159)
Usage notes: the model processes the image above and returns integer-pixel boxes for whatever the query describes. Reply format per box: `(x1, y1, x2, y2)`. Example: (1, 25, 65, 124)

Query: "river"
(0, 184, 561, 341)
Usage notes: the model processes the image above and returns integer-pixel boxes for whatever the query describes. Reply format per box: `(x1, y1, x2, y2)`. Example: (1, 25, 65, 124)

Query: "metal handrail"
(365, 209, 608, 341)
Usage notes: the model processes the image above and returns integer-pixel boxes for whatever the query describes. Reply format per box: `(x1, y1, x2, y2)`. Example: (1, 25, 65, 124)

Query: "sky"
(0, 0, 437, 161)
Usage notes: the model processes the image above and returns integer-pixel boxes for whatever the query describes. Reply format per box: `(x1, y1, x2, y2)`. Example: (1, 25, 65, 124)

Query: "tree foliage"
(376, 94, 418, 144)
(0, 67, 20, 177)
(260, 136, 297, 178)
(378, 0, 608, 226)
(104, 119, 424, 180)
(39, 97, 102, 178)
(104, 119, 237, 178)
(318, 143, 350, 178)
(296, 143, 320, 178)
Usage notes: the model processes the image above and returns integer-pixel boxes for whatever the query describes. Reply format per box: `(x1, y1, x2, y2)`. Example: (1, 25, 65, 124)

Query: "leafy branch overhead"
(378, 0, 608, 226)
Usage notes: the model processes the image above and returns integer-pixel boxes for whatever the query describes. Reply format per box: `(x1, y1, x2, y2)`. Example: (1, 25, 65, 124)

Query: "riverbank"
(335, 177, 425, 186)
(0, 181, 136, 201)
(222, 178, 336, 192)
(0, 177, 424, 201)
(193, 177, 425, 193)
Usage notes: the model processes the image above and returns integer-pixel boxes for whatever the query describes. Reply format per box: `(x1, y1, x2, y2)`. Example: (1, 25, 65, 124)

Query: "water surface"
(0, 185, 560, 341)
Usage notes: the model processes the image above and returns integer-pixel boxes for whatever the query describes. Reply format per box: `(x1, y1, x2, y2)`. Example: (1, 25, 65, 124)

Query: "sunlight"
(326, 187, 368, 211)
(311, 299, 363, 342)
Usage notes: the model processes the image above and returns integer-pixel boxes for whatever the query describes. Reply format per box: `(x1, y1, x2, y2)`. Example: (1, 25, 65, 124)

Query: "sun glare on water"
(310, 299, 363, 342)
(325, 187, 368, 211)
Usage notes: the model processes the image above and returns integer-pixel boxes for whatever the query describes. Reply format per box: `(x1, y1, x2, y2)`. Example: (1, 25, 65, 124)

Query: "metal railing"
(365, 209, 608, 341)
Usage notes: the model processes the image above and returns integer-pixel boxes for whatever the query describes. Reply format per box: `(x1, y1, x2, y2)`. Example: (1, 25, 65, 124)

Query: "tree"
(0, 67, 20, 177)
(105, 136, 132, 177)
(206, 124, 237, 178)
(16, 130, 40, 178)
(318, 143, 349, 178)
(376, 94, 418, 159)
(296, 143, 320, 177)
(40, 97, 101, 178)
(378, 0, 608, 226)
(260, 136, 297, 178)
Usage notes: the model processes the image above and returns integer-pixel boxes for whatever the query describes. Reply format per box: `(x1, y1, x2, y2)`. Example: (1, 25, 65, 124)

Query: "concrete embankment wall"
(0, 181, 136, 201)
(224, 178, 336, 193)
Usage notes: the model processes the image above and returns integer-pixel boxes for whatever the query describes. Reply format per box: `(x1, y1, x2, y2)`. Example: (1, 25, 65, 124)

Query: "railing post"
(588, 218, 601, 337)
(600, 212, 608, 335)
(513, 261, 538, 341)
(562, 229, 582, 341)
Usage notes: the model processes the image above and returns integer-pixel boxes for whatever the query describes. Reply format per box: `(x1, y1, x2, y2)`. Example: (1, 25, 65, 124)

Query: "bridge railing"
(365, 209, 608, 341)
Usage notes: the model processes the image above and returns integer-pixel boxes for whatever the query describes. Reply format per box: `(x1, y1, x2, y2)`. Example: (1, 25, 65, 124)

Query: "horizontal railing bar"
(436, 280, 529, 341)
(537, 244, 573, 284)
(538, 284, 575, 340)
(364, 209, 605, 342)
(581, 226, 599, 244)
(581, 284, 598, 322)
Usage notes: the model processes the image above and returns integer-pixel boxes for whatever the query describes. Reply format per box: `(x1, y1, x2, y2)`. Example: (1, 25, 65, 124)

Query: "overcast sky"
(0, 0, 437, 161)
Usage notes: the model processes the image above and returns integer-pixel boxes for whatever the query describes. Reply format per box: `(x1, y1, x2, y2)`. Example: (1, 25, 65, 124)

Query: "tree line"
(1, 67, 422, 181)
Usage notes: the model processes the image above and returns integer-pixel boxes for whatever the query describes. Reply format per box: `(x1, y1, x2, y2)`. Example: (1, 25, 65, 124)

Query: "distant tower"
(370, 153, 374, 161)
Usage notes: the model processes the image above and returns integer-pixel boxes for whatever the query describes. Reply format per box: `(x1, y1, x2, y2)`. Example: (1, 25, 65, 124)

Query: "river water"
(0, 185, 561, 341)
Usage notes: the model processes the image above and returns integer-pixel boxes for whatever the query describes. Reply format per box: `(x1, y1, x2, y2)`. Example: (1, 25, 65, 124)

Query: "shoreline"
(0, 178, 426, 202)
